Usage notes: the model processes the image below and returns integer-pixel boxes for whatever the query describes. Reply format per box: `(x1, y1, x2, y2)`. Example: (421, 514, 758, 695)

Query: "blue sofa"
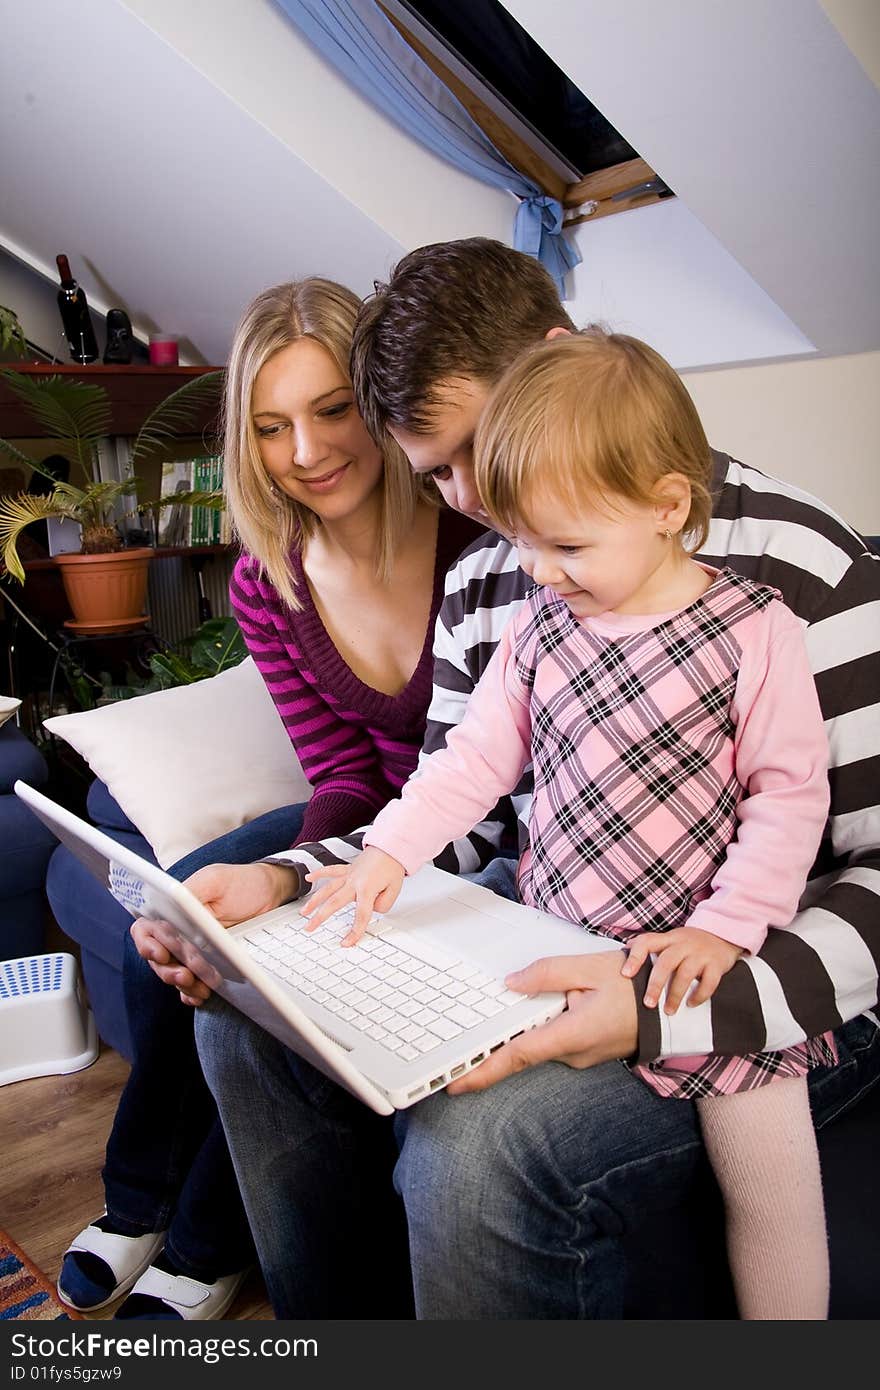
(47, 776, 880, 1318)
(0, 721, 57, 960)
(47, 779, 154, 1057)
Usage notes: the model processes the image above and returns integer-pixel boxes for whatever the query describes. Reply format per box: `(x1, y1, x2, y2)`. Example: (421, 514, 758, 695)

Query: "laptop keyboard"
(240, 904, 523, 1062)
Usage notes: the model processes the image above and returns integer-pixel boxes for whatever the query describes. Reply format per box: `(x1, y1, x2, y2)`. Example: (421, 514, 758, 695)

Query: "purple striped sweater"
(229, 509, 482, 848)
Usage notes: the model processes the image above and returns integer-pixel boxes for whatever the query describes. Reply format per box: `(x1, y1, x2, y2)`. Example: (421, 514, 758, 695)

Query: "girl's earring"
(664, 528, 674, 541)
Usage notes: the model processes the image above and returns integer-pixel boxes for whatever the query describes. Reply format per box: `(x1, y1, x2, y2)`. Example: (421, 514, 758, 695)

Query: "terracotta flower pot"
(53, 548, 152, 632)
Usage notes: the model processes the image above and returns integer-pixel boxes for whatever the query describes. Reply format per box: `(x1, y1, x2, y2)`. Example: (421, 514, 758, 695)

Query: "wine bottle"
(56, 254, 99, 363)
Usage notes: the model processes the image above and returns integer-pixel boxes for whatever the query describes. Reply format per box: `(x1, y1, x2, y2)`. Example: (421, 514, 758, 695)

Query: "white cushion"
(44, 657, 312, 868)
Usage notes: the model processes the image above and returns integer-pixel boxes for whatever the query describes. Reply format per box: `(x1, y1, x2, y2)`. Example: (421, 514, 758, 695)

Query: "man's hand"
(131, 860, 301, 1005)
(300, 848, 406, 945)
(446, 951, 637, 1095)
(621, 926, 744, 1013)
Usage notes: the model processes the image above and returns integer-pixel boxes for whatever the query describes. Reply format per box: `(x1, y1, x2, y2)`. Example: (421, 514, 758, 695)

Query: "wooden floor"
(0, 1042, 273, 1320)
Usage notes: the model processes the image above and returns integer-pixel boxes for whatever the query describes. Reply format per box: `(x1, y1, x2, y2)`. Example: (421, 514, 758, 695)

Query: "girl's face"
(514, 487, 681, 618)
(252, 337, 383, 521)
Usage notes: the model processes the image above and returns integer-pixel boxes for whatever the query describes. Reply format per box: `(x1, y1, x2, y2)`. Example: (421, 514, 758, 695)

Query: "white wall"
(819, 0, 880, 88)
(2, 0, 405, 364)
(681, 352, 880, 532)
(119, 0, 513, 250)
(4, 0, 878, 387)
(122, 0, 824, 370)
(566, 200, 814, 370)
(505, 0, 880, 356)
(7, 0, 874, 374)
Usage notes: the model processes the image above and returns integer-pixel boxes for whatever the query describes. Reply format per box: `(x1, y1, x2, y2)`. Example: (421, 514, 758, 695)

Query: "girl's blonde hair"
(475, 330, 714, 552)
(223, 278, 422, 610)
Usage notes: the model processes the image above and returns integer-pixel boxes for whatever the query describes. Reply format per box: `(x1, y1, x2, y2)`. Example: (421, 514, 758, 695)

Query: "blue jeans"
(195, 858, 880, 1316)
(393, 1015, 880, 1317)
(197, 999, 413, 1317)
(194, 855, 521, 1313)
(101, 802, 307, 1281)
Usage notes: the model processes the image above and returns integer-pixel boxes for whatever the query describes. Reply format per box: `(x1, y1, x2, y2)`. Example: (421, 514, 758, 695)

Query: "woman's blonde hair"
(223, 278, 422, 610)
(475, 330, 714, 552)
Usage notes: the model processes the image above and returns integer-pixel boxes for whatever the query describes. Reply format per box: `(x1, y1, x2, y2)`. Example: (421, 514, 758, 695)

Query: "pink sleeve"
(230, 570, 391, 841)
(364, 613, 532, 872)
(687, 601, 830, 953)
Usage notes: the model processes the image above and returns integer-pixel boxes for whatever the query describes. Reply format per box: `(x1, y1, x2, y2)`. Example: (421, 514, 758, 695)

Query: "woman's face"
(251, 337, 383, 521)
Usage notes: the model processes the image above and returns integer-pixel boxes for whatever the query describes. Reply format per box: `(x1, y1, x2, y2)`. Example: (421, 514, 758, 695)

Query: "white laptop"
(18, 780, 621, 1115)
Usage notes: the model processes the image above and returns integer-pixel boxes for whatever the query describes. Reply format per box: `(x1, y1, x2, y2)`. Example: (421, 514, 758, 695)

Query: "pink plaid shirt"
(367, 567, 835, 1097)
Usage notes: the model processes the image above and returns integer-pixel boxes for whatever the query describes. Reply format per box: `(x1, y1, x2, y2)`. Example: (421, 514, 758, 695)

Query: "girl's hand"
(620, 927, 744, 1014)
(301, 847, 406, 945)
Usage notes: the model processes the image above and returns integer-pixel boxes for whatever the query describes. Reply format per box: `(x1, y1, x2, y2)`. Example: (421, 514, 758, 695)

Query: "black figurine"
(103, 308, 134, 365)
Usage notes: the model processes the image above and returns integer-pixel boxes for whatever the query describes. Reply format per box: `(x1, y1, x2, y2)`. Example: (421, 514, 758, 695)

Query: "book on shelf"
(211, 455, 224, 544)
(156, 455, 225, 549)
(219, 491, 232, 545)
(157, 457, 194, 547)
(191, 456, 206, 546)
(192, 454, 221, 546)
(97, 435, 139, 535)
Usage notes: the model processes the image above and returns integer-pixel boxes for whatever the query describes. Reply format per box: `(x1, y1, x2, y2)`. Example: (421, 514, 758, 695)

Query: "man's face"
(387, 332, 570, 527)
(388, 377, 493, 525)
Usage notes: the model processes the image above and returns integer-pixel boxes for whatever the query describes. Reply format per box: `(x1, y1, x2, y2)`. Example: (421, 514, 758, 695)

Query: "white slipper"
(57, 1218, 168, 1311)
(116, 1265, 248, 1320)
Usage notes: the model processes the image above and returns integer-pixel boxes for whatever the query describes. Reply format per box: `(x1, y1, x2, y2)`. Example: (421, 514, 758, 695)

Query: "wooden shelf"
(21, 544, 234, 572)
(0, 363, 224, 438)
(150, 543, 234, 561)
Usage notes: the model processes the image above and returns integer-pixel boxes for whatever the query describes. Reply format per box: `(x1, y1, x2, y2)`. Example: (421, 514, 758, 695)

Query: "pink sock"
(698, 1075, 828, 1319)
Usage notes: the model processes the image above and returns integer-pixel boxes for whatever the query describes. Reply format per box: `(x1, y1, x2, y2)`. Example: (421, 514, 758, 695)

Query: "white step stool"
(0, 953, 98, 1086)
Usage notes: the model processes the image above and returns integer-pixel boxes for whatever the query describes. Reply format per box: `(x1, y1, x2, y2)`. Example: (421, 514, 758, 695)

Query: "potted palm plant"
(0, 305, 28, 359)
(0, 369, 223, 630)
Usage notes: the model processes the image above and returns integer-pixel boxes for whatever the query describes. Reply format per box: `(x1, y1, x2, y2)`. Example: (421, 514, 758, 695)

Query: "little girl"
(303, 331, 834, 1320)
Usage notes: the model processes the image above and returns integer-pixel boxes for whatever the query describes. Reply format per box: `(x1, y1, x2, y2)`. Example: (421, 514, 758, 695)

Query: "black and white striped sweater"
(280, 451, 880, 1063)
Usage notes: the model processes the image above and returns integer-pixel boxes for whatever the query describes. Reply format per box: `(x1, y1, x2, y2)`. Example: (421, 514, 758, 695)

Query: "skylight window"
(382, 0, 672, 224)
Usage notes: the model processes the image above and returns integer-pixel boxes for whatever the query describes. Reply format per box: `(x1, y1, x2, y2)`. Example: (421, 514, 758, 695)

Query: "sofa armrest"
(87, 778, 140, 835)
(0, 723, 49, 793)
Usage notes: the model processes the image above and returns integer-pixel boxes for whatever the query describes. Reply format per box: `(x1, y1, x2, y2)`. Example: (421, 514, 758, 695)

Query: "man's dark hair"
(350, 238, 576, 437)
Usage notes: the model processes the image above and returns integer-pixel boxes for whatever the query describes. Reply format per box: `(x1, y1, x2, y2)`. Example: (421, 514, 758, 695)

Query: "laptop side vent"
(404, 1010, 558, 1104)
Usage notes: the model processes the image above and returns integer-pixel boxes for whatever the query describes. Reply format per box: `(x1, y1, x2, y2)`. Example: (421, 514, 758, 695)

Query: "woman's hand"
(131, 917, 210, 1006)
(446, 950, 638, 1094)
(131, 860, 302, 1005)
(621, 926, 744, 1013)
(300, 848, 406, 945)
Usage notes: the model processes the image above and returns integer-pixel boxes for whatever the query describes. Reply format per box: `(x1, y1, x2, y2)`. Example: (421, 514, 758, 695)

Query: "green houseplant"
(0, 368, 224, 627)
(98, 616, 248, 706)
(0, 305, 28, 359)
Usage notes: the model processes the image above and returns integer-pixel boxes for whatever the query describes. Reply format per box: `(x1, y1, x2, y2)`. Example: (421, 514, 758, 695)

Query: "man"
(143, 240, 880, 1317)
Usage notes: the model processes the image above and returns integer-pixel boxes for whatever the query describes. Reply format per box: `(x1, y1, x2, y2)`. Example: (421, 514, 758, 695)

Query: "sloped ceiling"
(0, 0, 511, 365)
(2, 0, 878, 367)
(504, 0, 880, 357)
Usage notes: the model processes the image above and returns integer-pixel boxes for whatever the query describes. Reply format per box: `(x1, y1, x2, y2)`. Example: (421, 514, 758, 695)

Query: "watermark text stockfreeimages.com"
(10, 1331, 315, 1369)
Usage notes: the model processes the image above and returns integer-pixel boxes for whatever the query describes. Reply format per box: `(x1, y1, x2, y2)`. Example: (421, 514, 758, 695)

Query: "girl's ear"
(652, 473, 692, 537)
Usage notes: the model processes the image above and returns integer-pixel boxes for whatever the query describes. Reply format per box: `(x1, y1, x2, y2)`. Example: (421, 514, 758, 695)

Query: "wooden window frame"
(379, 4, 670, 226)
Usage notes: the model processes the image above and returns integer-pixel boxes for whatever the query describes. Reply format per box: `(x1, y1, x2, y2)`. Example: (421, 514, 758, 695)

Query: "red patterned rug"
(0, 1231, 80, 1320)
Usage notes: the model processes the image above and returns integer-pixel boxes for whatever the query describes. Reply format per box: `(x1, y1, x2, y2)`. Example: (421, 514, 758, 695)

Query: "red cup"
(149, 334, 179, 366)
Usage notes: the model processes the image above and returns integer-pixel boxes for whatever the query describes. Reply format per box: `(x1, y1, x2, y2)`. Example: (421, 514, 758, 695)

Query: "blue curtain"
(273, 0, 581, 295)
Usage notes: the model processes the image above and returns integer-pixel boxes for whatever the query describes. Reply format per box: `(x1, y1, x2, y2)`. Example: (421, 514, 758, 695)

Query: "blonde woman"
(57, 279, 481, 1321)
(225, 279, 480, 844)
